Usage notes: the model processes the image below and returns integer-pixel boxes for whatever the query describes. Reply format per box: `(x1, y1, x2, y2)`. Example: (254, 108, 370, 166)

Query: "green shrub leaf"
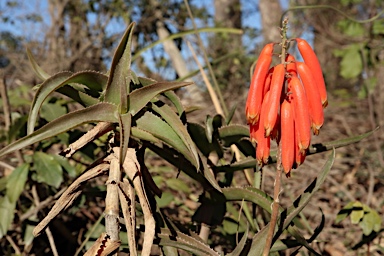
(33, 152, 63, 188)
(6, 163, 29, 203)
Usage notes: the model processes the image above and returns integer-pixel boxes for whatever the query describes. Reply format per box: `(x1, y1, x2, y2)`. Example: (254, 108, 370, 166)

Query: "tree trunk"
(259, 0, 283, 43)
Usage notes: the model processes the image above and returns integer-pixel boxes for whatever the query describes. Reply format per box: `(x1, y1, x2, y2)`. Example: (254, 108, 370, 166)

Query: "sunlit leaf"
(105, 22, 135, 107)
(152, 103, 199, 169)
(128, 81, 192, 116)
(6, 163, 29, 203)
(26, 48, 50, 80)
(0, 197, 15, 239)
(136, 111, 197, 168)
(28, 71, 108, 134)
(0, 103, 119, 158)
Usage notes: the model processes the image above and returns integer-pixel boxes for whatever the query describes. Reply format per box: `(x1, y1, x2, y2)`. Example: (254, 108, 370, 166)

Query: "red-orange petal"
(281, 99, 295, 174)
(296, 38, 328, 108)
(264, 64, 285, 136)
(296, 61, 324, 135)
(245, 43, 274, 124)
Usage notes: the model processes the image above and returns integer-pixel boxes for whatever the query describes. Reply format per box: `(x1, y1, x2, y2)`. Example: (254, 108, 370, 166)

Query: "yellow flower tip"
(322, 99, 328, 108)
(312, 126, 320, 136)
(264, 126, 272, 137)
(246, 113, 259, 125)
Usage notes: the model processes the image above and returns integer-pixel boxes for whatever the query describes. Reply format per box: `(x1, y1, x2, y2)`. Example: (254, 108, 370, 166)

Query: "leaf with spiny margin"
(187, 123, 216, 157)
(216, 129, 377, 172)
(119, 113, 131, 166)
(218, 124, 249, 147)
(131, 127, 160, 144)
(56, 85, 99, 107)
(128, 81, 192, 116)
(0, 103, 119, 158)
(152, 103, 199, 169)
(145, 143, 212, 189)
(28, 71, 108, 134)
(135, 112, 198, 168)
(158, 228, 220, 256)
(226, 224, 249, 256)
(223, 186, 273, 214)
(137, 76, 157, 86)
(26, 48, 50, 80)
(249, 149, 335, 254)
(164, 91, 185, 117)
(104, 22, 135, 108)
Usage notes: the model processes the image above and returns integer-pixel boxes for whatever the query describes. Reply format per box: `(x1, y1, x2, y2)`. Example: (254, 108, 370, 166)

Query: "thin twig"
(46, 227, 59, 256)
(31, 185, 59, 256)
(6, 235, 21, 255)
(262, 149, 283, 256)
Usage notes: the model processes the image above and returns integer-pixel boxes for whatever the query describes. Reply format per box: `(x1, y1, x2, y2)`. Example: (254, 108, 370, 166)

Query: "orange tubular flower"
(281, 99, 295, 174)
(264, 64, 285, 137)
(288, 76, 311, 152)
(255, 91, 271, 165)
(296, 61, 324, 135)
(296, 38, 328, 108)
(293, 119, 306, 168)
(246, 43, 274, 125)
(262, 67, 274, 96)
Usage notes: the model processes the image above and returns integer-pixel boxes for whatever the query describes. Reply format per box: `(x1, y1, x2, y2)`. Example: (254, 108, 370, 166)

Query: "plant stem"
(262, 146, 283, 256)
(263, 18, 288, 256)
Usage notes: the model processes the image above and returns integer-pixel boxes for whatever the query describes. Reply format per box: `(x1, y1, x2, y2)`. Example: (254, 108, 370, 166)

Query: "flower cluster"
(245, 38, 327, 175)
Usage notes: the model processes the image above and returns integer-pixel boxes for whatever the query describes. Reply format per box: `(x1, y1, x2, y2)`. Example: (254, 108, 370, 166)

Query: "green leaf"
(223, 186, 273, 214)
(23, 224, 36, 246)
(40, 102, 67, 122)
(6, 163, 29, 203)
(105, 22, 135, 107)
(158, 228, 220, 256)
(52, 155, 76, 177)
(164, 91, 185, 116)
(28, 71, 108, 134)
(187, 122, 217, 157)
(227, 224, 249, 256)
(136, 112, 197, 168)
(152, 103, 199, 169)
(165, 178, 190, 193)
(156, 191, 174, 208)
(218, 124, 249, 147)
(337, 20, 365, 37)
(373, 19, 384, 35)
(33, 152, 63, 188)
(131, 127, 160, 144)
(128, 81, 192, 116)
(0, 103, 119, 158)
(26, 48, 50, 80)
(333, 44, 363, 79)
(350, 201, 364, 224)
(0, 197, 15, 239)
(249, 149, 335, 254)
(118, 113, 131, 165)
(335, 201, 355, 223)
